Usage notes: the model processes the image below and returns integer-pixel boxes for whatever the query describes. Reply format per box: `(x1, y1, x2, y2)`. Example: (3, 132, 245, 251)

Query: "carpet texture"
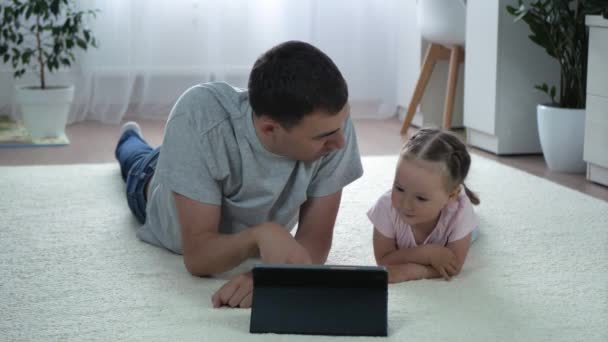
(1, 155, 607, 341)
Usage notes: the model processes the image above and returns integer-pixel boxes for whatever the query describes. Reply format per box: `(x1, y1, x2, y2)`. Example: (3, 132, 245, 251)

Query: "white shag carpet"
(1, 155, 607, 342)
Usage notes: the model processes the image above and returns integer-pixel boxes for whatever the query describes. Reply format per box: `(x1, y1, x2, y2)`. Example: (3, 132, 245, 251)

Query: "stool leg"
(442, 45, 463, 130)
(400, 43, 442, 136)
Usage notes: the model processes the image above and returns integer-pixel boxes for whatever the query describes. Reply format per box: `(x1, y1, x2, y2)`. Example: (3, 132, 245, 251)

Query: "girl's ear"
(447, 185, 461, 202)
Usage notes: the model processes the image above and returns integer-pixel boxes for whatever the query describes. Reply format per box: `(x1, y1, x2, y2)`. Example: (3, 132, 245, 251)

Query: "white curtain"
(0, 0, 403, 124)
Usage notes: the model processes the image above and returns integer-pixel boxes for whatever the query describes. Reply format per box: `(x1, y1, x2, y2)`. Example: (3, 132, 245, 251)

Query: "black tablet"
(249, 264, 388, 336)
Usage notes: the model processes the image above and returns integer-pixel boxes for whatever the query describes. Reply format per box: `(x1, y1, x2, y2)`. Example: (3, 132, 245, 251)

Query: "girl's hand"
(425, 245, 459, 280)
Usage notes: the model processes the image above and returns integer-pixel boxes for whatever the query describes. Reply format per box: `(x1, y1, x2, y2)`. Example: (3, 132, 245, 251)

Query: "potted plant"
(0, 0, 98, 139)
(506, 0, 608, 173)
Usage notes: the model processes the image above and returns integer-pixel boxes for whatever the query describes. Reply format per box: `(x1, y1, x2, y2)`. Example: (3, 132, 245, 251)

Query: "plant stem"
(35, 13, 45, 89)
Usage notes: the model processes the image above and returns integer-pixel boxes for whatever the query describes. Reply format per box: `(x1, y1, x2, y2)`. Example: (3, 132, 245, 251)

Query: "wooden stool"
(400, 43, 465, 135)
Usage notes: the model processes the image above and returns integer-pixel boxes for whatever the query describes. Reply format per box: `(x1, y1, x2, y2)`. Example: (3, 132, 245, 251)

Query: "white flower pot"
(15, 85, 74, 139)
(537, 104, 586, 173)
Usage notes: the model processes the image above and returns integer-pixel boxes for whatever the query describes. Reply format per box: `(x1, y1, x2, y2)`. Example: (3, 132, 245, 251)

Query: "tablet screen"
(250, 264, 388, 336)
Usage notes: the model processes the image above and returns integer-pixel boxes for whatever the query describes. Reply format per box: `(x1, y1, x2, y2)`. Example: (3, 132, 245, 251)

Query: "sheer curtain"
(1, 0, 402, 124)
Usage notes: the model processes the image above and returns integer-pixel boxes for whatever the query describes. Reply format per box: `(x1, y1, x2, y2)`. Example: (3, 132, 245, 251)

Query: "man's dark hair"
(248, 40, 348, 129)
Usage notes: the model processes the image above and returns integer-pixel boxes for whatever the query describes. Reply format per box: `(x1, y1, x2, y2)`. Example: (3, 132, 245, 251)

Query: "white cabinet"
(584, 16, 608, 186)
(463, 0, 560, 154)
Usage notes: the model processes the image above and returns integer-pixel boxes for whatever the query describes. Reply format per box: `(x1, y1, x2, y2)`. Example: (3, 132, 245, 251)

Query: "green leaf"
(21, 51, 31, 64)
(75, 38, 86, 50)
(46, 59, 54, 71)
(534, 83, 550, 95)
(50, 0, 60, 16)
(1, 0, 100, 81)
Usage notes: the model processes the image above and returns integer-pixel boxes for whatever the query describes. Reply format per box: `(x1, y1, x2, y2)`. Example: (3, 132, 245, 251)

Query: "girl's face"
(391, 158, 459, 230)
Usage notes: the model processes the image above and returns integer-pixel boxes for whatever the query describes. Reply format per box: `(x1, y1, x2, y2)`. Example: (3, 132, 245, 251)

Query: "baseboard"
(467, 128, 499, 154)
(587, 163, 608, 186)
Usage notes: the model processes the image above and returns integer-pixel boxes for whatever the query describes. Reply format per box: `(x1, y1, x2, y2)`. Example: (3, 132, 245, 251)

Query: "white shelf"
(586, 15, 608, 28)
(463, 0, 560, 155)
(584, 15, 608, 186)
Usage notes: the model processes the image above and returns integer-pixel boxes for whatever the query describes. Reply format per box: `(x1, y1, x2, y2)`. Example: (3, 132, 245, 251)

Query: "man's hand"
(211, 272, 254, 308)
(254, 222, 312, 265)
(210, 223, 313, 309)
(425, 245, 459, 280)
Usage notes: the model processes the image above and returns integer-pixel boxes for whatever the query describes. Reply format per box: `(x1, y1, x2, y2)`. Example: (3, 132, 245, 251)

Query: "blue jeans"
(115, 131, 160, 224)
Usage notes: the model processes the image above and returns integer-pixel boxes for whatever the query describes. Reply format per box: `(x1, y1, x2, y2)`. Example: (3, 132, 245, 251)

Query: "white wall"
(395, 1, 422, 113)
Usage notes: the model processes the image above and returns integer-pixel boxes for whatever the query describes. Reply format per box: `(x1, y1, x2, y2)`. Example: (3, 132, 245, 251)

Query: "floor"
(1, 117, 607, 202)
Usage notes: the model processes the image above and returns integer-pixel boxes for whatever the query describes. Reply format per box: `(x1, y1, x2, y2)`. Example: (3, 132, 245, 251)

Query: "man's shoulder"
(174, 82, 245, 113)
(168, 82, 248, 135)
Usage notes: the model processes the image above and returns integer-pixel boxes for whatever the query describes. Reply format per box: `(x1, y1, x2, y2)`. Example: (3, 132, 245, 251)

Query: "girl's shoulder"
(376, 189, 392, 204)
(367, 189, 402, 237)
(368, 189, 394, 216)
(439, 187, 478, 241)
(445, 186, 473, 213)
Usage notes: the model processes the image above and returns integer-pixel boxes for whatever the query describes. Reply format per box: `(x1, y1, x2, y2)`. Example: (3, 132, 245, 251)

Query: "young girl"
(367, 128, 480, 283)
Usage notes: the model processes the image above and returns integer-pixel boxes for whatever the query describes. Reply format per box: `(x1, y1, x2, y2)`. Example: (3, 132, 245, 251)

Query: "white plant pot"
(15, 85, 74, 139)
(537, 104, 586, 173)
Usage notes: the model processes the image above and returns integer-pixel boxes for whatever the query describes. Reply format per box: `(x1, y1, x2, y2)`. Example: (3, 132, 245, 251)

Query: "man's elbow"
(183, 255, 213, 277)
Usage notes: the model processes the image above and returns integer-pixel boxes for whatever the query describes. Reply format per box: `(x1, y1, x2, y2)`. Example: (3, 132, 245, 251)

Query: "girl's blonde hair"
(401, 128, 480, 205)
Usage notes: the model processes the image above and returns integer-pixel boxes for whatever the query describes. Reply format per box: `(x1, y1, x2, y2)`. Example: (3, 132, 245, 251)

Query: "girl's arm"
(386, 263, 433, 283)
(373, 228, 459, 271)
(374, 228, 473, 282)
(373, 228, 432, 266)
(423, 234, 472, 280)
(445, 233, 472, 275)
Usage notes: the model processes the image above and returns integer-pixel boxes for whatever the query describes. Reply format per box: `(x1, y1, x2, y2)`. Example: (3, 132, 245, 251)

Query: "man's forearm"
(183, 228, 259, 277)
(377, 246, 431, 266)
(296, 235, 332, 264)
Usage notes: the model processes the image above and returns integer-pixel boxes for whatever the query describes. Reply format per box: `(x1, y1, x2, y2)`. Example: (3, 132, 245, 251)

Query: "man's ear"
(257, 115, 279, 136)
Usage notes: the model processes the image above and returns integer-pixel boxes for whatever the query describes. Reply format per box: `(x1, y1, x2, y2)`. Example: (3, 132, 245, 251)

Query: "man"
(115, 40, 363, 308)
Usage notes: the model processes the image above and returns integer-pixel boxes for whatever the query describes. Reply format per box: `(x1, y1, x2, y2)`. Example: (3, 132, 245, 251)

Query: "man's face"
(270, 104, 350, 162)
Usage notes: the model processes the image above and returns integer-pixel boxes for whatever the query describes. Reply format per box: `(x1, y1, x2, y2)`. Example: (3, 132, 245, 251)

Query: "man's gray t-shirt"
(137, 82, 363, 254)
